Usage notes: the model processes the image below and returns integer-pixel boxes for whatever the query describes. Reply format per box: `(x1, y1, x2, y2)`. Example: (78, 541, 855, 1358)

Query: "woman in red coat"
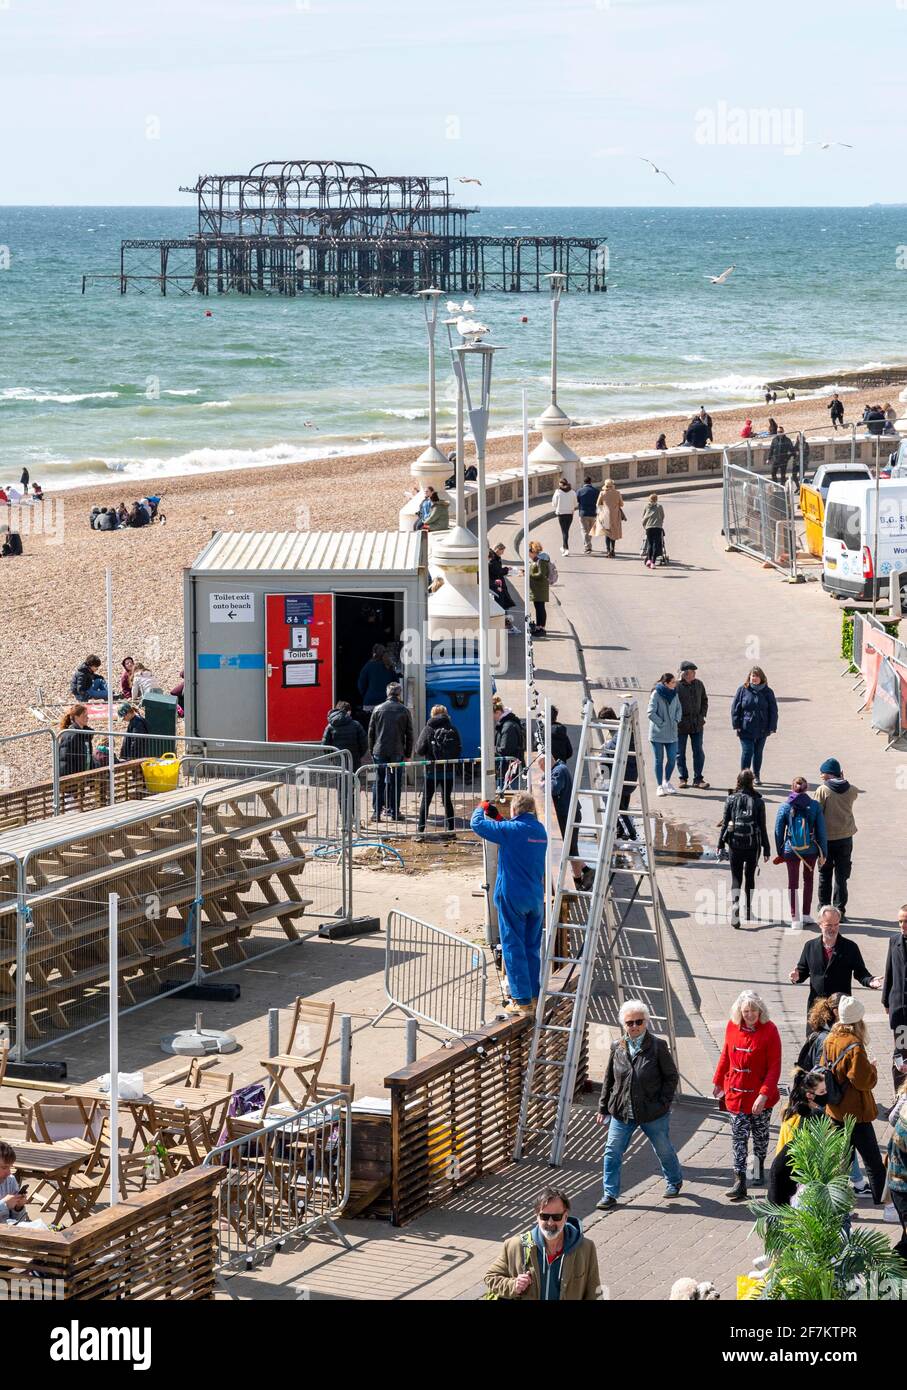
(712, 989, 782, 1203)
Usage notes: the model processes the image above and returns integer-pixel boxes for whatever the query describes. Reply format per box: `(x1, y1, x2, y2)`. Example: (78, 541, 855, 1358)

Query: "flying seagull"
(457, 176, 482, 185)
(639, 157, 675, 185)
(707, 265, 736, 284)
(807, 141, 854, 150)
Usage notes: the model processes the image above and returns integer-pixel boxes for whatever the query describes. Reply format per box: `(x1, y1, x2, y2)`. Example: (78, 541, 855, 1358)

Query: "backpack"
(728, 792, 759, 844)
(786, 806, 814, 854)
(547, 558, 559, 585)
(430, 724, 460, 762)
(816, 1042, 859, 1107)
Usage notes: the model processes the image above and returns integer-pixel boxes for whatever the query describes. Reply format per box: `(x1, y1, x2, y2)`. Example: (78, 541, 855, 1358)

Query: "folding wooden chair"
(28, 1096, 100, 1147)
(49, 1117, 114, 1225)
(186, 1060, 234, 1092)
(0, 1041, 8, 1086)
(154, 1107, 212, 1175)
(0, 1094, 32, 1143)
(260, 999, 335, 1115)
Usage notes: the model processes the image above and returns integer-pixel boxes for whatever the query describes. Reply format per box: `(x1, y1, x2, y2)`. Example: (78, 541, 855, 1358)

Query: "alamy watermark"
(695, 101, 804, 156)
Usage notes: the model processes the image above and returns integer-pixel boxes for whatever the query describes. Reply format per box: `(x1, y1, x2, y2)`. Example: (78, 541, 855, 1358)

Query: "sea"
(1, 205, 906, 492)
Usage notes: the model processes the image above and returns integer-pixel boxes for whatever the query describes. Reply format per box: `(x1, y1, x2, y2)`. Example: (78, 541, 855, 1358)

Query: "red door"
(265, 593, 334, 742)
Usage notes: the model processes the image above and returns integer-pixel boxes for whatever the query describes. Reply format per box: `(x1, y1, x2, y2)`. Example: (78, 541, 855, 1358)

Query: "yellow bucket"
(141, 752, 182, 793)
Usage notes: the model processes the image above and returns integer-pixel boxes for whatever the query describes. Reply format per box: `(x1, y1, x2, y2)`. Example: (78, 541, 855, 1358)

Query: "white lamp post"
(529, 271, 581, 484)
(398, 287, 451, 533)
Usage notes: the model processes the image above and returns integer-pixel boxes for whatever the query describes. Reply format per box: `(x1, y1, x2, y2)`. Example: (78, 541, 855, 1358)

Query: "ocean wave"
(162, 388, 201, 397)
(199, 401, 232, 409)
(0, 388, 121, 404)
(380, 407, 429, 420)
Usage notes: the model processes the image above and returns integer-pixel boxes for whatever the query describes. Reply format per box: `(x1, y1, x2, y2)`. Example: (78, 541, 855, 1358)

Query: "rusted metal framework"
(82, 159, 607, 296)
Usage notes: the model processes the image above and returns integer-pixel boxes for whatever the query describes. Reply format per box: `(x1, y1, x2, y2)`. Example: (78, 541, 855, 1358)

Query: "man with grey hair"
(594, 998, 682, 1209)
(788, 905, 882, 1023)
(367, 682, 413, 821)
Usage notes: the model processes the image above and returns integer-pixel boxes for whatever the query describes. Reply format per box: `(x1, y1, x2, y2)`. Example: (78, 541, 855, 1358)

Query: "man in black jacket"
(415, 704, 462, 834)
(322, 701, 368, 772)
(788, 906, 882, 1024)
(769, 428, 795, 483)
(367, 683, 413, 820)
(493, 700, 525, 789)
(594, 1000, 683, 1209)
(882, 904, 907, 1092)
(675, 660, 709, 789)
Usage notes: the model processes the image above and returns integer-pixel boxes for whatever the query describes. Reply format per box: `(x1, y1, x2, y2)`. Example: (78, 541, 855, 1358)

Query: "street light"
(415, 288, 447, 468)
(545, 271, 566, 411)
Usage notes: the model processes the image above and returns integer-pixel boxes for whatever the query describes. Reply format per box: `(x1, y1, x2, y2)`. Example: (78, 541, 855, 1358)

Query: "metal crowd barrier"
(372, 909, 489, 1035)
(354, 756, 521, 839)
(722, 456, 799, 578)
(203, 1091, 352, 1275)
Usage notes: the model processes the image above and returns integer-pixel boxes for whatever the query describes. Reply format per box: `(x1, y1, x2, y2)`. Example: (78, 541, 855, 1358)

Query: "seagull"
(461, 299, 476, 312)
(807, 140, 853, 150)
(455, 316, 489, 342)
(707, 265, 736, 284)
(457, 176, 482, 185)
(639, 157, 675, 185)
(446, 300, 462, 313)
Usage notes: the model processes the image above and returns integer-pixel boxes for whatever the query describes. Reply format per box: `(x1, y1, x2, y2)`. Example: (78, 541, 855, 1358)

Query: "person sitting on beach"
(0, 528, 23, 558)
(90, 505, 102, 528)
(170, 669, 185, 718)
(31, 482, 43, 501)
(767, 417, 779, 436)
(684, 416, 710, 449)
(740, 419, 754, 439)
(116, 502, 129, 526)
(131, 662, 162, 703)
(96, 507, 118, 531)
(127, 502, 149, 528)
(655, 433, 667, 451)
(70, 655, 108, 702)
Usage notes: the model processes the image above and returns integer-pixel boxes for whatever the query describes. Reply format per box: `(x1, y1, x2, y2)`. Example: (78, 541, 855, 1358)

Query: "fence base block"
(318, 915, 381, 939)
(163, 980, 242, 1002)
(5, 1058, 68, 1082)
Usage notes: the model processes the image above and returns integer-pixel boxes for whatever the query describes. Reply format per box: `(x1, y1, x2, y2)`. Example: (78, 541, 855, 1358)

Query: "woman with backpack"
(774, 776, 827, 930)
(415, 704, 462, 833)
(797, 992, 870, 1196)
(713, 989, 782, 1202)
(717, 770, 770, 929)
(647, 672, 681, 796)
(815, 995, 886, 1204)
(730, 666, 778, 785)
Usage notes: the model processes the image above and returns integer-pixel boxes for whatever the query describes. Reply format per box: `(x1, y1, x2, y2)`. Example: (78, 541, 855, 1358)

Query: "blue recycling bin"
(424, 660, 485, 759)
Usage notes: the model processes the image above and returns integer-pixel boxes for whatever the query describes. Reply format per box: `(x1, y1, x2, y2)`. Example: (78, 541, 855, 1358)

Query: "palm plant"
(750, 1115, 907, 1300)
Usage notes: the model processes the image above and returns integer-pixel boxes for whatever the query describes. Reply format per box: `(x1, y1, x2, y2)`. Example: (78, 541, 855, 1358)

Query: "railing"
(354, 756, 500, 840)
(203, 1091, 352, 1273)
(384, 980, 585, 1226)
(0, 1168, 222, 1299)
(722, 455, 799, 578)
(0, 761, 147, 832)
(373, 910, 488, 1035)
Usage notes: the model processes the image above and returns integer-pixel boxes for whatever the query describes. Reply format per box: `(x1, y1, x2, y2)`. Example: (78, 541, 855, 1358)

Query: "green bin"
(141, 692, 178, 758)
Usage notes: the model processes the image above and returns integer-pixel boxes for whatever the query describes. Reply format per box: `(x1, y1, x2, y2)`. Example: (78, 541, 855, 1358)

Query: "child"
(0, 1141, 28, 1223)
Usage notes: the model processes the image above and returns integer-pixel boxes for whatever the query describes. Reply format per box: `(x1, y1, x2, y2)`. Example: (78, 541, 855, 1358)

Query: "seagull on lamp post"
(455, 316, 490, 343)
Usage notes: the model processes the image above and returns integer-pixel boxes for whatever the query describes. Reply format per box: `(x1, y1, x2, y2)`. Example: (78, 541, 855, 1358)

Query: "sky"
(0, 0, 903, 206)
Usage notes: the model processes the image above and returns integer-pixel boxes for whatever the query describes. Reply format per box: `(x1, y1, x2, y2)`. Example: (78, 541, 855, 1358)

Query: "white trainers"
(656, 785, 667, 797)
(790, 917, 803, 931)
(884, 1202, 899, 1223)
(662, 782, 677, 795)
(802, 913, 817, 926)
(561, 546, 568, 556)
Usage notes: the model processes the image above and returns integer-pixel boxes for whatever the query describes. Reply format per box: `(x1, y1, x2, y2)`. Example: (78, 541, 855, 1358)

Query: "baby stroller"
(640, 528, 670, 566)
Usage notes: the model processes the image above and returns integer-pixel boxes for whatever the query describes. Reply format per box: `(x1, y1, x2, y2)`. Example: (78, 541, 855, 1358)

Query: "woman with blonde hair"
(819, 995, 885, 1203)
(57, 703, 93, 779)
(527, 538, 550, 636)
(593, 478, 624, 558)
(713, 989, 781, 1201)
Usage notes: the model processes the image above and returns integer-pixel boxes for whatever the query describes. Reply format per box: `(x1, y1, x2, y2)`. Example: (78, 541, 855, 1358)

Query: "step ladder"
(513, 698, 677, 1166)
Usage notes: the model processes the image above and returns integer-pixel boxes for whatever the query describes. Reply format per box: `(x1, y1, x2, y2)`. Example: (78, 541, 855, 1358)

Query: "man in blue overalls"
(471, 793, 548, 1015)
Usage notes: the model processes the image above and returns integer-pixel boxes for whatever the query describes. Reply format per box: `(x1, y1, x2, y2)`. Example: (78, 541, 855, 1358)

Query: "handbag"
(620, 507, 627, 521)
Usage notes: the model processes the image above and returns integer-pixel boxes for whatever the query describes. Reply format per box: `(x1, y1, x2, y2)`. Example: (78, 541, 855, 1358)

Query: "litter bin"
(424, 661, 488, 759)
(141, 692, 178, 758)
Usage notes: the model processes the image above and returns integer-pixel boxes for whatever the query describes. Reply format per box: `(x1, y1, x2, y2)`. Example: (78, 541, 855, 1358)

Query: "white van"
(822, 479, 907, 600)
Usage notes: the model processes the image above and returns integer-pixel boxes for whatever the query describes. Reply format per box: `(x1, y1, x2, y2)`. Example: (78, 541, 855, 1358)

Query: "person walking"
(712, 990, 782, 1201)
(717, 770, 771, 929)
(675, 660, 709, 789)
(814, 757, 858, 920)
(788, 905, 882, 1014)
(553, 478, 577, 555)
(357, 644, 391, 720)
(647, 672, 681, 796)
(595, 999, 683, 1208)
(767, 1069, 830, 1208)
(818, 996, 886, 1204)
(881, 904, 907, 1093)
(731, 665, 778, 784)
(471, 792, 547, 1014)
(887, 1091, 907, 1260)
(774, 775, 828, 929)
(796, 993, 841, 1073)
(527, 539, 550, 636)
(367, 682, 413, 821)
(593, 478, 624, 558)
(641, 493, 665, 568)
(484, 1188, 601, 1300)
(57, 704, 94, 780)
(415, 704, 462, 834)
(575, 475, 600, 555)
(322, 700, 368, 771)
(827, 393, 845, 430)
(768, 427, 795, 483)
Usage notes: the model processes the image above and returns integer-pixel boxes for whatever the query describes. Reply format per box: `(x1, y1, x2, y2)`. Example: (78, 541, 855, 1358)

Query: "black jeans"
(418, 774, 455, 832)
(557, 514, 573, 548)
(892, 1190, 907, 1260)
(618, 784, 637, 840)
(817, 836, 853, 914)
(533, 600, 547, 629)
(831, 1118, 886, 1203)
(771, 460, 788, 483)
(728, 843, 760, 925)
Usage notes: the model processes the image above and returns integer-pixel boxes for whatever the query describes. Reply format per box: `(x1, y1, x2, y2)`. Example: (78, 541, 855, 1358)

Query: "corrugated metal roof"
(191, 530, 425, 575)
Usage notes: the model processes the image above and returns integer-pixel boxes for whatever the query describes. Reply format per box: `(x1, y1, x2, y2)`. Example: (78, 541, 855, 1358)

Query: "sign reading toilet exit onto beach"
(209, 590, 255, 623)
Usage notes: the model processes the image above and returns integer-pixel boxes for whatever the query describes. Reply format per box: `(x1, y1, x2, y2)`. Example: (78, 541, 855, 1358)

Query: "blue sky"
(0, 0, 901, 205)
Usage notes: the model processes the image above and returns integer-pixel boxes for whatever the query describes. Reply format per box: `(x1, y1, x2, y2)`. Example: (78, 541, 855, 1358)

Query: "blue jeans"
(676, 731, 704, 782)
(87, 677, 109, 700)
(602, 1112, 683, 1197)
(738, 734, 767, 778)
(372, 759, 402, 819)
(651, 740, 677, 785)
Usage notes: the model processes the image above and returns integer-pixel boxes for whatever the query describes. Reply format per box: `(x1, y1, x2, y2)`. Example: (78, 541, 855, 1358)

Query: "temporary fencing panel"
(722, 457, 799, 577)
(374, 910, 488, 1035)
(354, 757, 492, 840)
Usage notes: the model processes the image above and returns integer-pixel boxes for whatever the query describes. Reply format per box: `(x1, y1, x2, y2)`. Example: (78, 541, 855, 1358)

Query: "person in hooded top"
(321, 700, 368, 771)
(814, 757, 859, 921)
(775, 775, 828, 931)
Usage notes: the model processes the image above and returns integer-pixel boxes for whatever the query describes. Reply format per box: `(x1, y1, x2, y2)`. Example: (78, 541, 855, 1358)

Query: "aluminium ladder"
(513, 698, 677, 1166)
